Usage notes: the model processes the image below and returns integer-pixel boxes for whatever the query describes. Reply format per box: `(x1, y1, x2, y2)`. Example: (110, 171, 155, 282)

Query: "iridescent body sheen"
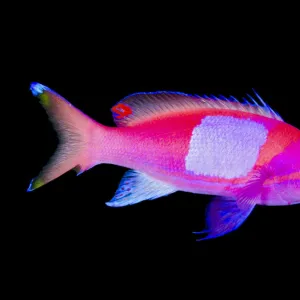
(27, 83, 300, 241)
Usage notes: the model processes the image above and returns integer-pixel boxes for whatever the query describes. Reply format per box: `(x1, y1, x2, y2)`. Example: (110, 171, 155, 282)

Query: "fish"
(27, 83, 300, 241)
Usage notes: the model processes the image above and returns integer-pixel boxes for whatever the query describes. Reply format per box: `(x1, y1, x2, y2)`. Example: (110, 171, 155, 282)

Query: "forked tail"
(27, 82, 105, 191)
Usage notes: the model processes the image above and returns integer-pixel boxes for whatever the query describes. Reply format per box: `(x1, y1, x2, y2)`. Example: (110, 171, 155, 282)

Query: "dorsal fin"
(111, 90, 283, 127)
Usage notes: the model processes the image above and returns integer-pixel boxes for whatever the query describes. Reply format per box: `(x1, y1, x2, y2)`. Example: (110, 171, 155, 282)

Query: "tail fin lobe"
(27, 83, 102, 191)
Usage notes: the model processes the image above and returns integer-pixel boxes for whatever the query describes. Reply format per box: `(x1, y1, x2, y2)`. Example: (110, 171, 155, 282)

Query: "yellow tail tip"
(39, 93, 51, 107)
(27, 178, 44, 192)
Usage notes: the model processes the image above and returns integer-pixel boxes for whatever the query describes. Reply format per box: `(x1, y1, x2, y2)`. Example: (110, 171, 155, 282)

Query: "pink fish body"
(27, 83, 300, 241)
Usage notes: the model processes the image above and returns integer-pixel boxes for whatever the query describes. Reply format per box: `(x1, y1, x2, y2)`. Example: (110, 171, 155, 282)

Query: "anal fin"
(194, 196, 255, 241)
(106, 170, 177, 207)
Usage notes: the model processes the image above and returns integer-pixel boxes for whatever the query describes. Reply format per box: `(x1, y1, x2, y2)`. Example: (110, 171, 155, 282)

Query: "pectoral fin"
(234, 165, 274, 209)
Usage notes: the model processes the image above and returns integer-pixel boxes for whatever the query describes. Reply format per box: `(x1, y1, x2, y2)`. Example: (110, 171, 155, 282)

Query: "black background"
(17, 67, 300, 254)
(7, 13, 300, 287)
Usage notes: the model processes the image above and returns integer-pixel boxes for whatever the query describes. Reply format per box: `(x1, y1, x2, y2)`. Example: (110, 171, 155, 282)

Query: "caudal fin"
(27, 82, 104, 192)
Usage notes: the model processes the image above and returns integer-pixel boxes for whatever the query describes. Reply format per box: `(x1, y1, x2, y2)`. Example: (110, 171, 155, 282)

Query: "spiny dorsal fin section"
(111, 90, 283, 127)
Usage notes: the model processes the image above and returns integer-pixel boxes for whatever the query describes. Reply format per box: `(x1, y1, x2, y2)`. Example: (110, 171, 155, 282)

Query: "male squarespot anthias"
(27, 83, 300, 241)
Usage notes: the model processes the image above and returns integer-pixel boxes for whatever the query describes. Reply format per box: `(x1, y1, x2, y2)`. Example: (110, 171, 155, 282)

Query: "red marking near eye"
(112, 103, 133, 119)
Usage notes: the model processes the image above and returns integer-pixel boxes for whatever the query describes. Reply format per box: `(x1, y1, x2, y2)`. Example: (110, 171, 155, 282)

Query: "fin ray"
(27, 82, 102, 191)
(105, 170, 177, 207)
(233, 165, 275, 208)
(194, 196, 255, 241)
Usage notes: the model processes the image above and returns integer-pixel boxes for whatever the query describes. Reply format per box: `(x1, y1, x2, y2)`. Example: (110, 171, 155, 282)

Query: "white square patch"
(185, 116, 268, 179)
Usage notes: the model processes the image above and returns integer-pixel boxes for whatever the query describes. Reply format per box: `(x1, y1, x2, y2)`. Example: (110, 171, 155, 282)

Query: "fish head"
(266, 138, 300, 205)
